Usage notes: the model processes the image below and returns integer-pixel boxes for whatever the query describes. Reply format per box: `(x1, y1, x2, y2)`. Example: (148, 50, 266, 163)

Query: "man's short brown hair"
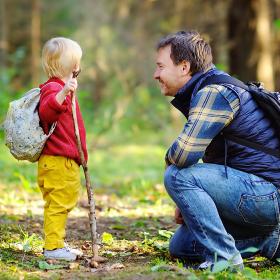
(157, 31, 213, 74)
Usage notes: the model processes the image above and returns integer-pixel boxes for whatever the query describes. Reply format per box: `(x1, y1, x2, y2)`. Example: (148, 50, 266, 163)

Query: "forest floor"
(1, 138, 280, 279)
(0, 182, 175, 280)
(2, 182, 280, 280)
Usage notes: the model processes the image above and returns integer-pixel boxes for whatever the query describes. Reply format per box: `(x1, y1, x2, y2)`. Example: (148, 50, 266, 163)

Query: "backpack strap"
(199, 74, 249, 91)
(222, 133, 280, 158)
(198, 74, 280, 158)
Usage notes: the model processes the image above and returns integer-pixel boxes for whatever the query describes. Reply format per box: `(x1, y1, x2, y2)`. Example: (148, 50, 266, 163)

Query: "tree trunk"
(228, 0, 274, 90)
(253, 0, 274, 90)
(0, 0, 8, 72)
(31, 0, 41, 85)
(228, 0, 256, 81)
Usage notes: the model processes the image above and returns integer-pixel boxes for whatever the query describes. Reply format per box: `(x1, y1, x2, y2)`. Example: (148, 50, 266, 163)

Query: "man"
(154, 30, 280, 271)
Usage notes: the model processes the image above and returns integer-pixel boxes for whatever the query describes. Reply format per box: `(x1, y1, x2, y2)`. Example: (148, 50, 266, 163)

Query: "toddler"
(38, 37, 87, 261)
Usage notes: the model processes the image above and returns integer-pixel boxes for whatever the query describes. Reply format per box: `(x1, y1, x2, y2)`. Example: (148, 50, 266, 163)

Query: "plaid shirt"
(166, 85, 240, 167)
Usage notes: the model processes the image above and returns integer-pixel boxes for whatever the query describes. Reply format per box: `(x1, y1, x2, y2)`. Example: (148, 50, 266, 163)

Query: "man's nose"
(153, 69, 159, 80)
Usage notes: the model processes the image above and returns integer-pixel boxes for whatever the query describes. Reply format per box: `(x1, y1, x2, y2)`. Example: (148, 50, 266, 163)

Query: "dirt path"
(0, 188, 182, 279)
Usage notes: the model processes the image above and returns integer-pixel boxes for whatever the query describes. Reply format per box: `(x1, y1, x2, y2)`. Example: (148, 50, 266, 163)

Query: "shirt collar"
(39, 77, 65, 88)
(175, 71, 204, 98)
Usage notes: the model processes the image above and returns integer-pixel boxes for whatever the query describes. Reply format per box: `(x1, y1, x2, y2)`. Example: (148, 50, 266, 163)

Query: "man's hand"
(56, 78, 78, 104)
(175, 207, 184, 224)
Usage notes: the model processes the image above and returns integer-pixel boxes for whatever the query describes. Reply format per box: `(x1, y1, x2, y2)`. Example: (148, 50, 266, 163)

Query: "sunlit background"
(1, 0, 280, 190)
(1, 1, 280, 278)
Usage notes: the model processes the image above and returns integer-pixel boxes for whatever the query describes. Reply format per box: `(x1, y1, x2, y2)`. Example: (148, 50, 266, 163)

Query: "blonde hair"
(42, 37, 82, 78)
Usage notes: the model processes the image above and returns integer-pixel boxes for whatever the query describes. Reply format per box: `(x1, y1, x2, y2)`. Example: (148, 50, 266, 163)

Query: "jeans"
(164, 163, 280, 264)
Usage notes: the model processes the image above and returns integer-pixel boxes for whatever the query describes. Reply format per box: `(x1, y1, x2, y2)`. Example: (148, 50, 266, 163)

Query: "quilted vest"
(171, 68, 280, 187)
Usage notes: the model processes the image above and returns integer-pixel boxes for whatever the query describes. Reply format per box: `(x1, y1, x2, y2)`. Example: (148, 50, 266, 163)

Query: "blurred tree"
(31, 0, 41, 85)
(254, 0, 274, 90)
(2, 0, 31, 90)
(0, 0, 8, 72)
(1, 0, 280, 138)
(228, 0, 275, 90)
(272, 0, 280, 89)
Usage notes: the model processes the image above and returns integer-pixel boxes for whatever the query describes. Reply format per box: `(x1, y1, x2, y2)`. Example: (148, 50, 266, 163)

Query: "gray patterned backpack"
(3, 83, 59, 162)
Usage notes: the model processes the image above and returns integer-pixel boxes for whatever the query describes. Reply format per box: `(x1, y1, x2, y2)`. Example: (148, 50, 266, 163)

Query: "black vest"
(171, 69, 280, 187)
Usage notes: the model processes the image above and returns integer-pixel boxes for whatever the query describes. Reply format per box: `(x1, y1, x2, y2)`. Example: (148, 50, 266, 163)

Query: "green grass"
(1, 132, 280, 279)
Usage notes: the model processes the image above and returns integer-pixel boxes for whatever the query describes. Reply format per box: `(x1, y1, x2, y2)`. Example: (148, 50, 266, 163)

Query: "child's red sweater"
(38, 77, 88, 165)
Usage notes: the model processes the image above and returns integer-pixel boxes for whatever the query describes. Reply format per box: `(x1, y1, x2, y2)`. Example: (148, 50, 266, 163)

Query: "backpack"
(3, 86, 57, 162)
(198, 74, 280, 158)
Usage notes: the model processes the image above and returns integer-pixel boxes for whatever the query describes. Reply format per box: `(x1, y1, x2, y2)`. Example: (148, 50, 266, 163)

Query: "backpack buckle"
(247, 81, 264, 89)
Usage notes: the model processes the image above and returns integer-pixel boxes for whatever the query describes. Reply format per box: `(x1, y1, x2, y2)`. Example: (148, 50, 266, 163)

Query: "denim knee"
(169, 232, 181, 258)
(164, 165, 177, 191)
(169, 226, 206, 261)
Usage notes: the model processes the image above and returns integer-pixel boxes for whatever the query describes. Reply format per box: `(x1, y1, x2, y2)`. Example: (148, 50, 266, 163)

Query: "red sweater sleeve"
(39, 83, 67, 124)
(38, 78, 88, 165)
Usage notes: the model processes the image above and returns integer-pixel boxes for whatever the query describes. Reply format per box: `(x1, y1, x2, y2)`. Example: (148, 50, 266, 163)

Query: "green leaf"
(23, 243, 31, 252)
(119, 252, 132, 257)
(158, 229, 173, 239)
(103, 250, 117, 257)
(102, 232, 114, 245)
(211, 260, 230, 273)
(132, 221, 146, 227)
(111, 224, 126, 230)
(153, 241, 169, 250)
(38, 261, 65, 270)
(242, 267, 258, 279)
(151, 264, 165, 272)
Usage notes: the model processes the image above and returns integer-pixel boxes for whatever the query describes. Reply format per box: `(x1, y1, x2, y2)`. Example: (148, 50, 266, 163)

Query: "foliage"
(38, 261, 65, 270)
(2, 169, 280, 279)
(274, 19, 280, 30)
(2, 2, 280, 278)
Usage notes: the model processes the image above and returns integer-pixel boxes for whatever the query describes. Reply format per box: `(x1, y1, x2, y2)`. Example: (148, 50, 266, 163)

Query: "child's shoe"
(65, 245, 83, 257)
(44, 247, 77, 261)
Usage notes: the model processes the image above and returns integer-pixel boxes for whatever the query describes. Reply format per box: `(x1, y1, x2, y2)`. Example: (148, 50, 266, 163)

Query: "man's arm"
(166, 85, 240, 167)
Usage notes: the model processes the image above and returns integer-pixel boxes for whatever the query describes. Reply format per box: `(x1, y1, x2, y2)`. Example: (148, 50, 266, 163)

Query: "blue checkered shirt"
(166, 85, 240, 167)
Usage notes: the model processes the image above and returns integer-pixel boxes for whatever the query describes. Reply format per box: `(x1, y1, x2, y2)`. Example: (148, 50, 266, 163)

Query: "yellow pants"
(37, 155, 81, 250)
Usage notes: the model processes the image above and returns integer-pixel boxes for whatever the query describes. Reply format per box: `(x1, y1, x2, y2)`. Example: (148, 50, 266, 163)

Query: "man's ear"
(181, 61, 191, 76)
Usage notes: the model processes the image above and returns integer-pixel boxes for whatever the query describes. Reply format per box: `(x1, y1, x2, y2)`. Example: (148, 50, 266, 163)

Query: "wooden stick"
(71, 92, 99, 258)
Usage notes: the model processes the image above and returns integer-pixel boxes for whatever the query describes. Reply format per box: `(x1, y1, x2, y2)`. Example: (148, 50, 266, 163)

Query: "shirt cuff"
(165, 150, 172, 166)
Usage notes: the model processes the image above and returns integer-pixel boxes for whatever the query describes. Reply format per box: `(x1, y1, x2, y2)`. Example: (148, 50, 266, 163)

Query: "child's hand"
(63, 78, 78, 95)
(56, 78, 78, 104)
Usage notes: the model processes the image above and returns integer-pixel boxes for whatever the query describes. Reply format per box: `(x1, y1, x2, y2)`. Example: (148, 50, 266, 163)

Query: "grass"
(1, 132, 280, 279)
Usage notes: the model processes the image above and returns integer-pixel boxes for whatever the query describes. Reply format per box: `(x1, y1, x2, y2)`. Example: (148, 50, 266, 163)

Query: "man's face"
(154, 45, 191, 97)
